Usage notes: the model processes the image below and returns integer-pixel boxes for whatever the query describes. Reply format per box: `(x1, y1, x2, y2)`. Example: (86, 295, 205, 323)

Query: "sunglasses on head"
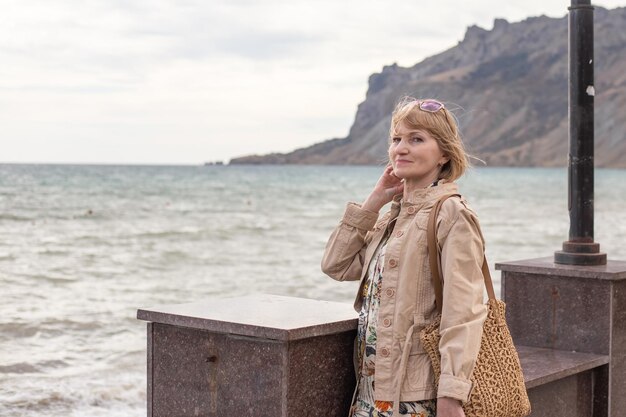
(413, 99, 445, 113)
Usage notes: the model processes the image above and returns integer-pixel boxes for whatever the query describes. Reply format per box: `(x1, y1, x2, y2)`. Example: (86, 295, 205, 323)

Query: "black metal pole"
(555, 0, 606, 265)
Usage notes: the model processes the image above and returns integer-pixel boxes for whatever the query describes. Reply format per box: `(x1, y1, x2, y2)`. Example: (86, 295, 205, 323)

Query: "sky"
(2, 0, 625, 165)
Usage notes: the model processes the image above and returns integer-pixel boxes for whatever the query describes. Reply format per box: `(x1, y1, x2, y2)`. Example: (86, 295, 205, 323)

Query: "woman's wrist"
(437, 397, 465, 417)
(361, 190, 386, 213)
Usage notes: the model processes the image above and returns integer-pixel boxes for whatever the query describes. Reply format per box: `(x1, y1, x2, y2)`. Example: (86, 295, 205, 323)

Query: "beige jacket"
(321, 181, 487, 405)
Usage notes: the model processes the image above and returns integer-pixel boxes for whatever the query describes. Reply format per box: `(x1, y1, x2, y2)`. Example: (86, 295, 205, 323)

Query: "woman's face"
(388, 120, 448, 187)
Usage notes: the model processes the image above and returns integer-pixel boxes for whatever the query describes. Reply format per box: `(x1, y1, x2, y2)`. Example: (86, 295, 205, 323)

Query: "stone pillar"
(496, 257, 626, 417)
(137, 294, 357, 417)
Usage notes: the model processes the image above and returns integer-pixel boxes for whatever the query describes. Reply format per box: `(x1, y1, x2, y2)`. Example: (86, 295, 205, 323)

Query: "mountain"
(230, 7, 626, 168)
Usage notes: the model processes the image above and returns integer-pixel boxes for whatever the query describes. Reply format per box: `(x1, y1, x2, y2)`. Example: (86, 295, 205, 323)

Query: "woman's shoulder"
(438, 194, 480, 225)
(435, 194, 485, 247)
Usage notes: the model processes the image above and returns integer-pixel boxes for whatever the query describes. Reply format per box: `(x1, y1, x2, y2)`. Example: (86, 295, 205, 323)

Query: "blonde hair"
(389, 96, 469, 182)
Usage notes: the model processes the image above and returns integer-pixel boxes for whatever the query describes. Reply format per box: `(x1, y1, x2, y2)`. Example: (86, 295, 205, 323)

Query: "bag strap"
(427, 194, 497, 315)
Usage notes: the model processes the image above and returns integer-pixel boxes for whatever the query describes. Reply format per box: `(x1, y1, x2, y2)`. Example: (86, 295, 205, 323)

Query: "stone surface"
(501, 271, 611, 352)
(137, 294, 358, 341)
(287, 331, 356, 416)
(516, 345, 608, 389)
(593, 365, 609, 417)
(496, 257, 626, 280)
(526, 372, 593, 417)
(609, 279, 626, 416)
(140, 295, 358, 417)
(499, 257, 626, 417)
(150, 323, 285, 417)
(138, 292, 616, 416)
(147, 323, 153, 417)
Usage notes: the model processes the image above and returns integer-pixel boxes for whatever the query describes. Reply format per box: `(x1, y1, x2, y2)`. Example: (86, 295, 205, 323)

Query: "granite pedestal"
(137, 290, 613, 416)
(137, 294, 358, 417)
(497, 257, 626, 417)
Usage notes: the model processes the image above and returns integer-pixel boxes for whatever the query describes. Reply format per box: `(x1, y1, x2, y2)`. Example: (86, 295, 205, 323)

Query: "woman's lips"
(395, 159, 412, 165)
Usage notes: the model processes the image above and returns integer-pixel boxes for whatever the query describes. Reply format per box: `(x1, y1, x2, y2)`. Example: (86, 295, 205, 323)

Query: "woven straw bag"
(419, 194, 531, 417)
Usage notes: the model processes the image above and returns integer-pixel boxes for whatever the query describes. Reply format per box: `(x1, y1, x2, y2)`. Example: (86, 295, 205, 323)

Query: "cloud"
(215, 31, 325, 60)
(1, 0, 625, 163)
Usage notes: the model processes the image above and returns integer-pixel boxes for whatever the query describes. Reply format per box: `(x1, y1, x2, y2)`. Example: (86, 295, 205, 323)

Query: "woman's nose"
(395, 140, 409, 153)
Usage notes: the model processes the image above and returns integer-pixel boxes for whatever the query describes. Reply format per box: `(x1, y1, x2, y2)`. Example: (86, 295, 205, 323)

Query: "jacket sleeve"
(321, 202, 379, 282)
(436, 200, 488, 402)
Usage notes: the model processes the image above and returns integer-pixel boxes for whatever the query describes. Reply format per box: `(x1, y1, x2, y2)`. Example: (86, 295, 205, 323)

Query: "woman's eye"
(391, 137, 401, 143)
(411, 137, 423, 143)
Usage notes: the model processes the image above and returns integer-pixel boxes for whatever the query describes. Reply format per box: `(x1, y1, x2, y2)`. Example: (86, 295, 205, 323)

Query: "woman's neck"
(402, 175, 440, 199)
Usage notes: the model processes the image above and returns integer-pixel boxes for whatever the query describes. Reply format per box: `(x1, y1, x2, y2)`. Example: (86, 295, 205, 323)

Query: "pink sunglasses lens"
(419, 100, 444, 112)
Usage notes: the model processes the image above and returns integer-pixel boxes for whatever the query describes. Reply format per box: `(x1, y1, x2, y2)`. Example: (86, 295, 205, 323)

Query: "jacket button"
(380, 347, 390, 357)
(385, 288, 395, 298)
(407, 206, 416, 215)
(388, 259, 397, 268)
(383, 318, 392, 327)
(395, 230, 404, 238)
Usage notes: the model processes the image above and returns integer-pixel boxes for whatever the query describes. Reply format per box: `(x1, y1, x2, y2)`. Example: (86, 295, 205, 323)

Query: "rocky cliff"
(231, 7, 626, 167)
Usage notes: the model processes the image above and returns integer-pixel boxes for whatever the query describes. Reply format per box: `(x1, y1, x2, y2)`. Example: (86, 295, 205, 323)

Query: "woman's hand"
(361, 164, 404, 212)
(436, 397, 465, 417)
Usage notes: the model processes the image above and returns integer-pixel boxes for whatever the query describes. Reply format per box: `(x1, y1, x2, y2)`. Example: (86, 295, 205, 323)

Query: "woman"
(321, 97, 488, 417)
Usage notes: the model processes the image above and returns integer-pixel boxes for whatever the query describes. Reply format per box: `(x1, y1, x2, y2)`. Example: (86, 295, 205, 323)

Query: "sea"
(1, 163, 626, 417)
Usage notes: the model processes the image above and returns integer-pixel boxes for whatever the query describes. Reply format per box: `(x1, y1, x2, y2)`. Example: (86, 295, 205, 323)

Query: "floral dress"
(351, 234, 437, 417)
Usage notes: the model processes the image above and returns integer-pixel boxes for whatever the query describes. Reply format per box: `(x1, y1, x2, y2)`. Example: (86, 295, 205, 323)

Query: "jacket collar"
(390, 180, 459, 212)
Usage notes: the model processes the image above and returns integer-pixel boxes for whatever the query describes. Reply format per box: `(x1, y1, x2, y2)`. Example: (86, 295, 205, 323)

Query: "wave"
(10, 272, 78, 283)
(0, 252, 15, 260)
(35, 249, 70, 256)
(0, 362, 41, 374)
(0, 212, 114, 223)
(0, 360, 69, 374)
(0, 322, 40, 338)
(128, 230, 201, 239)
(0, 318, 105, 341)
(0, 213, 33, 221)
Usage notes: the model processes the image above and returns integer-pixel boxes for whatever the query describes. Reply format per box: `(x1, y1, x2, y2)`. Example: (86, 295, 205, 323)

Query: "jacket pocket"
(414, 212, 430, 230)
(405, 344, 436, 391)
(411, 212, 430, 250)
